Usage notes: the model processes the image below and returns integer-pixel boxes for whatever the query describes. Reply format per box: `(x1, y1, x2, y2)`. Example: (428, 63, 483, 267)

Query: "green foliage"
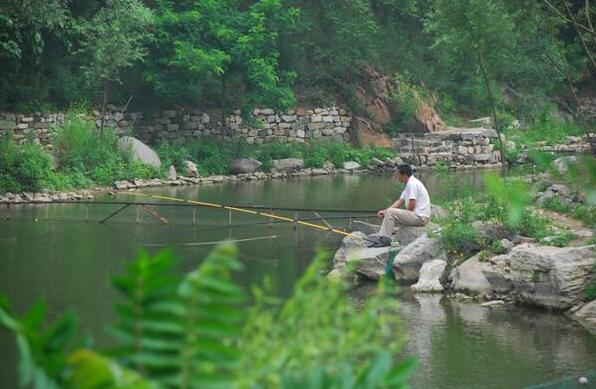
(1, 247, 413, 388)
(0, 137, 55, 192)
(0, 296, 78, 389)
(145, 0, 296, 111)
(506, 119, 587, 147)
(66, 349, 158, 389)
(77, 0, 154, 85)
(483, 173, 531, 228)
(237, 250, 413, 388)
(435, 198, 482, 257)
(111, 246, 244, 387)
(52, 115, 161, 186)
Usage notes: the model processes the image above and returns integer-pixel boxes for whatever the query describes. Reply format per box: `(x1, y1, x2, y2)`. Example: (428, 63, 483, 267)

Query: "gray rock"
(411, 259, 447, 293)
(553, 156, 578, 174)
(323, 161, 335, 171)
(500, 238, 514, 252)
(481, 300, 505, 307)
(352, 220, 381, 235)
(395, 225, 428, 246)
(117, 136, 162, 168)
(346, 247, 393, 280)
(472, 153, 491, 162)
(451, 253, 493, 296)
(167, 165, 177, 180)
(372, 157, 385, 167)
(482, 244, 596, 309)
(333, 231, 368, 268)
(572, 300, 596, 332)
(272, 158, 304, 172)
(343, 161, 361, 171)
(183, 160, 199, 177)
(393, 234, 444, 282)
(113, 180, 130, 190)
(431, 204, 447, 219)
(230, 158, 262, 174)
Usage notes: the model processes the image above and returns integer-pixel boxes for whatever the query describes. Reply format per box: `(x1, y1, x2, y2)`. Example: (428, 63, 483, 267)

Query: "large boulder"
(346, 247, 394, 280)
(572, 300, 596, 333)
(395, 225, 428, 246)
(393, 234, 444, 282)
(230, 158, 262, 174)
(183, 160, 199, 177)
(482, 244, 596, 309)
(167, 165, 177, 180)
(411, 259, 447, 293)
(117, 136, 162, 168)
(332, 231, 395, 280)
(272, 158, 304, 172)
(450, 253, 493, 296)
(343, 161, 361, 171)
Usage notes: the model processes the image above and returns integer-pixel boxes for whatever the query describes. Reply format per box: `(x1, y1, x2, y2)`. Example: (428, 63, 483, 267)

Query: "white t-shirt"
(400, 176, 431, 218)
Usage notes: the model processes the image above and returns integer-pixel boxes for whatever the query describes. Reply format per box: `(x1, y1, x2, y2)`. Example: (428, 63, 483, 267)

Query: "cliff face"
(348, 66, 445, 147)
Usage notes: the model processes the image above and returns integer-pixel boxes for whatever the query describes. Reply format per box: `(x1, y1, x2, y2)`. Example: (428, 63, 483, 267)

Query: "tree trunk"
(221, 76, 226, 143)
(476, 50, 506, 169)
(563, 0, 596, 75)
(101, 78, 109, 142)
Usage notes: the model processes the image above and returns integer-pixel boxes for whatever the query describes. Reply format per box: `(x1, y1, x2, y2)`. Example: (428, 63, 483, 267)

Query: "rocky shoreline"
(0, 156, 503, 204)
(329, 220, 596, 333)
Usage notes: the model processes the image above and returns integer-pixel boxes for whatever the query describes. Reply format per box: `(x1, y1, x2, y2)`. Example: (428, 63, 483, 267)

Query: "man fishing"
(369, 164, 431, 247)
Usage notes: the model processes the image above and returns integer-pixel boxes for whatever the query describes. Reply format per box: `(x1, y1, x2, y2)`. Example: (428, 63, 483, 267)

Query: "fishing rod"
(120, 192, 368, 240)
(7, 200, 377, 214)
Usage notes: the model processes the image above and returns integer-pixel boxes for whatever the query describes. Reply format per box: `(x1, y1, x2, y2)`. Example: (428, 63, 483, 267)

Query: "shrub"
(436, 198, 482, 257)
(0, 138, 54, 193)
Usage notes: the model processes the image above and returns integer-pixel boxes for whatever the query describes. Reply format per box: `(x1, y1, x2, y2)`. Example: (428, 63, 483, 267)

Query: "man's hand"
(377, 209, 386, 218)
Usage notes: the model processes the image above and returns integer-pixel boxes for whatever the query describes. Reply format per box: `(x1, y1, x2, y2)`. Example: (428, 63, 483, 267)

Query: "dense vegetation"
(1, 0, 594, 123)
(0, 245, 415, 388)
(0, 114, 395, 193)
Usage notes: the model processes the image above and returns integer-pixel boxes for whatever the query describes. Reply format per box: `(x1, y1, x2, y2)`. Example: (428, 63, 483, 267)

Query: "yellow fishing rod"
(121, 192, 365, 240)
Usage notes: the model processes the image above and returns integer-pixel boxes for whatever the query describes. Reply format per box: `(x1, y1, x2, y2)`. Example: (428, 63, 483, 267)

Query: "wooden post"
(85, 203, 89, 223)
(44, 203, 49, 221)
(136, 205, 140, 224)
(293, 211, 297, 230)
(5, 203, 9, 221)
(349, 217, 352, 230)
(269, 208, 273, 229)
(228, 209, 232, 226)
(192, 208, 196, 226)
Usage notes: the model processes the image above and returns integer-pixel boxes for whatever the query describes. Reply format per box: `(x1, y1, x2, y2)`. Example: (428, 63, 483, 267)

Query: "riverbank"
(329, 163, 596, 332)
(0, 157, 507, 204)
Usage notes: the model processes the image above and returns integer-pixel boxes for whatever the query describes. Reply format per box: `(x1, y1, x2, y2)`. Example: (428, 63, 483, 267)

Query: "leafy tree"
(0, 0, 70, 109)
(144, 0, 296, 117)
(426, 0, 524, 162)
(76, 0, 154, 134)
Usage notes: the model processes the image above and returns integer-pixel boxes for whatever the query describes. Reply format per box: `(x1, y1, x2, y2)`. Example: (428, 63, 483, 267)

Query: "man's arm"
(377, 198, 404, 217)
(407, 198, 416, 211)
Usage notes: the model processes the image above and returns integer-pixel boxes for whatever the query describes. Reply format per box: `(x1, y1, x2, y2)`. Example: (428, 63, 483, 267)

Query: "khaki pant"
(379, 208, 429, 238)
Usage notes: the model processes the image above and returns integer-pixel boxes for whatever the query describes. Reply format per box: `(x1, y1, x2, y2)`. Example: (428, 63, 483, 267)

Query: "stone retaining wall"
(0, 106, 352, 145)
(394, 128, 502, 168)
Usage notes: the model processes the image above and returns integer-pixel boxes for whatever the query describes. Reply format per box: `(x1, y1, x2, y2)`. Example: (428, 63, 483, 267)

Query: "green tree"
(426, 0, 524, 162)
(77, 0, 154, 135)
(144, 0, 296, 118)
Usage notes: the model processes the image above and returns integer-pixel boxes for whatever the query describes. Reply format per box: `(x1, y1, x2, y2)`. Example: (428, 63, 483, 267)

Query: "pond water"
(1, 171, 595, 388)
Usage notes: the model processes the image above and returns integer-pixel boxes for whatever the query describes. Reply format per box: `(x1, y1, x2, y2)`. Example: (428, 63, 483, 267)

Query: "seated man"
(371, 164, 431, 247)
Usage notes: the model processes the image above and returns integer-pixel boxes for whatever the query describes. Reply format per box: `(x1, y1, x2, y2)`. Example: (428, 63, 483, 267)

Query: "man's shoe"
(365, 234, 393, 248)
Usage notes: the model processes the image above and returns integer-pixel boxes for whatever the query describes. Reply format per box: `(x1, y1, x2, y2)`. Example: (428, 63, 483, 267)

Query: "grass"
(505, 118, 586, 147)
(1, 115, 399, 194)
(156, 138, 397, 175)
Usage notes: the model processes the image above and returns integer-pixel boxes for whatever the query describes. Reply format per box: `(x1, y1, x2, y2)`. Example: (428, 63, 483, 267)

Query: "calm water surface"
(1, 171, 594, 388)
